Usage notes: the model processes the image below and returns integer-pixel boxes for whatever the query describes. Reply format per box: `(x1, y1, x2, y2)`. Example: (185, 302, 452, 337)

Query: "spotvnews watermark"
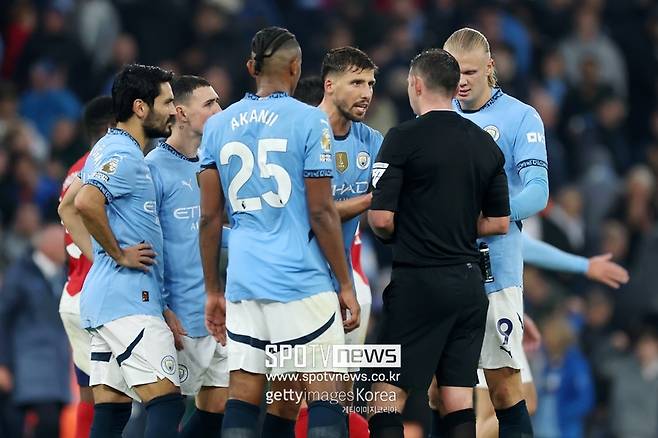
(264, 344, 401, 369)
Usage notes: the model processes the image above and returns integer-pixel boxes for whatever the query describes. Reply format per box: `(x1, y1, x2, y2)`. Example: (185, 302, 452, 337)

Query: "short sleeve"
(146, 162, 164, 213)
(199, 125, 218, 171)
(371, 127, 407, 212)
(85, 152, 139, 203)
(514, 107, 548, 174)
(303, 110, 334, 178)
(482, 149, 510, 217)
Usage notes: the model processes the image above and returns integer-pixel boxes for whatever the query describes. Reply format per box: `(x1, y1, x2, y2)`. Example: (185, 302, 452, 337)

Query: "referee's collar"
(455, 87, 503, 113)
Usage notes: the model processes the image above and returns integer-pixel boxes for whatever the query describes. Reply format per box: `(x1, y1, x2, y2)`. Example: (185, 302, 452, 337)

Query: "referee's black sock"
(90, 402, 132, 438)
(262, 412, 295, 438)
(430, 409, 444, 438)
(221, 399, 260, 438)
(438, 408, 475, 438)
(144, 393, 185, 438)
(180, 407, 224, 438)
(495, 400, 533, 438)
(368, 412, 404, 438)
(307, 400, 347, 438)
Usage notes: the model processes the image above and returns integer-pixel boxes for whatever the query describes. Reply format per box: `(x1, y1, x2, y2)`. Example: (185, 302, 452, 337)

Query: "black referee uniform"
(370, 109, 510, 393)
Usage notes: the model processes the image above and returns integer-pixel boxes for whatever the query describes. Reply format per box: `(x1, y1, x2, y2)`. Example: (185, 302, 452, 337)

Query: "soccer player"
(270, 47, 382, 437)
(58, 95, 115, 438)
(198, 27, 359, 438)
(430, 28, 550, 437)
(74, 64, 183, 438)
(145, 75, 227, 438)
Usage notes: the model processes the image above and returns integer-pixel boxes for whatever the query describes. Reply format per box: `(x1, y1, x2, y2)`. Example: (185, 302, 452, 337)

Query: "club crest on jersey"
(321, 128, 332, 153)
(100, 156, 120, 174)
(483, 125, 500, 141)
(356, 151, 370, 170)
(335, 152, 349, 173)
(161, 355, 177, 375)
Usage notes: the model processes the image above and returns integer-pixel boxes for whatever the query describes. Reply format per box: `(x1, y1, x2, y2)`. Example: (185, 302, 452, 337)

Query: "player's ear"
(324, 77, 334, 95)
(487, 57, 495, 78)
(175, 104, 187, 123)
(413, 75, 423, 96)
(133, 98, 148, 120)
(290, 57, 301, 79)
(246, 59, 258, 78)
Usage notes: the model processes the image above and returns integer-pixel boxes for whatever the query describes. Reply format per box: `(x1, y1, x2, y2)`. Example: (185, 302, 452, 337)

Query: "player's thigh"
(196, 386, 228, 414)
(95, 315, 181, 402)
(479, 287, 525, 371)
(178, 335, 228, 397)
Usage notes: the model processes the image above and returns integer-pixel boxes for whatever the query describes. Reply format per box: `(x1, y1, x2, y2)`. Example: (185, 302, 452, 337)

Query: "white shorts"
(226, 291, 346, 375)
(476, 348, 533, 389)
(177, 335, 229, 396)
(479, 286, 525, 370)
(345, 270, 372, 346)
(89, 315, 180, 401)
(59, 288, 92, 376)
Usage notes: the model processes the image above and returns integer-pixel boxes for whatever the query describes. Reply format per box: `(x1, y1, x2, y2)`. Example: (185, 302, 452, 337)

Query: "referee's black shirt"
(371, 110, 510, 267)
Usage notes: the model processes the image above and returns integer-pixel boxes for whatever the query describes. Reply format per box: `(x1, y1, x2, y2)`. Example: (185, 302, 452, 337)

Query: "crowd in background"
(1, 0, 658, 437)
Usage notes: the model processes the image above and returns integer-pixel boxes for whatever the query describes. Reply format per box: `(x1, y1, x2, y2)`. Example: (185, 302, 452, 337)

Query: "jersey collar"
(455, 87, 503, 114)
(158, 141, 199, 162)
(108, 127, 141, 149)
(245, 91, 289, 100)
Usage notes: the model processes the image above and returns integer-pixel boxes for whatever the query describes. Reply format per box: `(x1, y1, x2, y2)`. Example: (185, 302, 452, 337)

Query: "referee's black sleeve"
(371, 127, 407, 212)
(482, 150, 510, 218)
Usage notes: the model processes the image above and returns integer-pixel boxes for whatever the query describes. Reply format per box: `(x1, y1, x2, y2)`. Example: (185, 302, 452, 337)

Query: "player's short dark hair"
(321, 47, 378, 81)
(294, 76, 324, 106)
(410, 49, 460, 95)
(171, 75, 211, 104)
(250, 26, 299, 74)
(82, 95, 115, 143)
(111, 64, 174, 122)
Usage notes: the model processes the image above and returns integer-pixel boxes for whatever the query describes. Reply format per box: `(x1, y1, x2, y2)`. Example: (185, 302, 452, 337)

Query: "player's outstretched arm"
(58, 176, 94, 261)
(335, 193, 372, 222)
(74, 184, 155, 271)
(522, 233, 629, 288)
(198, 168, 227, 344)
(305, 177, 360, 332)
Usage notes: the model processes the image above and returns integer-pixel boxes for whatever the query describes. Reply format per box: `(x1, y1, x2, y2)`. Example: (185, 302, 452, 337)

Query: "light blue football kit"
(80, 128, 164, 329)
(199, 92, 336, 303)
(331, 122, 383, 256)
(522, 233, 589, 273)
(146, 142, 207, 337)
(455, 88, 549, 294)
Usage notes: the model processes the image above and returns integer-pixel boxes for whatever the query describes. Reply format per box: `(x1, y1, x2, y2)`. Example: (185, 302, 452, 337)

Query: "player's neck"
(254, 78, 293, 98)
(462, 87, 493, 111)
(416, 94, 453, 116)
(116, 120, 147, 151)
(319, 99, 351, 137)
(165, 126, 200, 158)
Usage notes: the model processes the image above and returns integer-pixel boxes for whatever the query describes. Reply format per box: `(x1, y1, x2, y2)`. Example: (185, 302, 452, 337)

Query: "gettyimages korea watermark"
(264, 344, 401, 369)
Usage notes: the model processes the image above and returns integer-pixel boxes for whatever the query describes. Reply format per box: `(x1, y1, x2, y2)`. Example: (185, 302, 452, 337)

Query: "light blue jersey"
(332, 122, 383, 254)
(146, 142, 206, 338)
(80, 128, 164, 328)
(522, 233, 589, 273)
(455, 88, 549, 293)
(199, 92, 335, 303)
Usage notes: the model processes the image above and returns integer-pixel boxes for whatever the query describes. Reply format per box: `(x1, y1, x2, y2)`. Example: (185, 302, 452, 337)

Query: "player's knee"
(488, 380, 522, 409)
(267, 397, 301, 421)
(437, 387, 472, 416)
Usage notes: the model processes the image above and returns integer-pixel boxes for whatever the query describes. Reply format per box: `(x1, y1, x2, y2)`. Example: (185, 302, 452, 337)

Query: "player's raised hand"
(339, 285, 360, 333)
(586, 253, 630, 289)
(205, 293, 227, 346)
(116, 242, 156, 271)
(164, 308, 187, 351)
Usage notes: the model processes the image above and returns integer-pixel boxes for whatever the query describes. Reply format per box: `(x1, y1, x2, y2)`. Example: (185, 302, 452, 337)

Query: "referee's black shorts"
(375, 262, 488, 392)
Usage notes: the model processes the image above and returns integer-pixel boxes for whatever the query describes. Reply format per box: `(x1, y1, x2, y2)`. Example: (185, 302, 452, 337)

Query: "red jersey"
(351, 228, 368, 285)
(61, 152, 92, 296)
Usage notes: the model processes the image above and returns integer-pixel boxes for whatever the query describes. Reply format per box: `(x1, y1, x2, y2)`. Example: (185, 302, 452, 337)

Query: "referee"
(366, 48, 511, 438)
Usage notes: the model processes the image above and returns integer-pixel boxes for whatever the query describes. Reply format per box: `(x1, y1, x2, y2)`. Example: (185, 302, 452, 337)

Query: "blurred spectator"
(0, 80, 47, 161)
(539, 48, 568, 107)
(0, 203, 42, 267)
(75, 0, 120, 71)
(95, 32, 139, 95)
(5, 154, 59, 224)
(0, 2, 38, 79)
(0, 224, 70, 438)
(18, 60, 81, 139)
(524, 267, 568, 321)
(559, 6, 627, 96)
(532, 312, 595, 438)
(604, 319, 658, 438)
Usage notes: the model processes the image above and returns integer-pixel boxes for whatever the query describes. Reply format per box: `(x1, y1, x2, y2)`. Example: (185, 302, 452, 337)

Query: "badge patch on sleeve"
(100, 156, 120, 174)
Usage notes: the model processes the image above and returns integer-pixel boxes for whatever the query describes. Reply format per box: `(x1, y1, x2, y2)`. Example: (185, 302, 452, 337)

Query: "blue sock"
(143, 393, 185, 438)
(368, 411, 404, 438)
(262, 413, 295, 438)
(180, 407, 224, 438)
(430, 409, 443, 438)
(496, 400, 533, 438)
(90, 402, 132, 438)
(307, 400, 346, 438)
(221, 399, 260, 438)
(439, 408, 475, 437)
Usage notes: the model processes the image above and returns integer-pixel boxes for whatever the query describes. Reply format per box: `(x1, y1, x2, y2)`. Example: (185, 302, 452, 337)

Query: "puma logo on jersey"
(181, 179, 193, 191)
